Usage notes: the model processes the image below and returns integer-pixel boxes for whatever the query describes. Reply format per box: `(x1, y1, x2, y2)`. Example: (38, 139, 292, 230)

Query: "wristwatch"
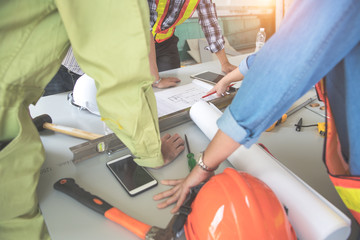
(197, 153, 218, 172)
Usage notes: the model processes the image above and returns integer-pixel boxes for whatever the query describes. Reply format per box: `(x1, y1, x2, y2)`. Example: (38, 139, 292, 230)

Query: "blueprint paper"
(155, 79, 217, 117)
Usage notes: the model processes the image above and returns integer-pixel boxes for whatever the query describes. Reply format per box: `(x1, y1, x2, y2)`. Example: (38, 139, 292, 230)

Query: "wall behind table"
(175, 13, 275, 62)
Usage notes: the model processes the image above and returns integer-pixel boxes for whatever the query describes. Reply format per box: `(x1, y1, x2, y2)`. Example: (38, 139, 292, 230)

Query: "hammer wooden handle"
(43, 122, 104, 140)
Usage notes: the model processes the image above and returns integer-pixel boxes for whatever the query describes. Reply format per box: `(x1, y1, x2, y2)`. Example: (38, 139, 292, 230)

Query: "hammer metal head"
(145, 214, 178, 240)
(33, 114, 52, 131)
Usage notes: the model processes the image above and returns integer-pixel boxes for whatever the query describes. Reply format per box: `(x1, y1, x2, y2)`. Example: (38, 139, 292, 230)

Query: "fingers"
(161, 179, 184, 186)
(168, 133, 185, 149)
(153, 167, 212, 213)
(157, 191, 180, 209)
(162, 81, 178, 88)
(207, 87, 216, 95)
(153, 184, 180, 201)
(153, 182, 189, 212)
(156, 77, 181, 89)
(161, 133, 171, 141)
(208, 83, 228, 97)
(214, 87, 226, 97)
(157, 133, 185, 168)
(165, 77, 181, 83)
(172, 190, 189, 213)
(169, 186, 191, 213)
(153, 179, 184, 210)
(216, 91, 224, 97)
(162, 133, 185, 152)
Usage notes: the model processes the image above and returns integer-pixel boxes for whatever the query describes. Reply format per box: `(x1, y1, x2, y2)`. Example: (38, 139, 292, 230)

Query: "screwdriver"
(295, 118, 326, 136)
(184, 134, 196, 171)
(266, 97, 316, 132)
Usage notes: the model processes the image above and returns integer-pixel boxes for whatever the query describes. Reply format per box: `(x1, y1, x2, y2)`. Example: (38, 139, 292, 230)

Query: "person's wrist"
(193, 164, 215, 182)
(197, 152, 218, 172)
(152, 77, 162, 87)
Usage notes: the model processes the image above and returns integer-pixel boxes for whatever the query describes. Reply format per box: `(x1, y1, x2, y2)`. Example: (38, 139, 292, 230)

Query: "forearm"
(221, 67, 244, 86)
(213, 49, 236, 73)
(210, 67, 244, 96)
(201, 129, 241, 170)
(215, 48, 229, 66)
(149, 31, 160, 82)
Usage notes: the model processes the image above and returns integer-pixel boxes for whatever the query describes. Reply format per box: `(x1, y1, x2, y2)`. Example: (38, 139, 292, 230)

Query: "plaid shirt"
(148, 0, 225, 53)
(62, 47, 84, 75)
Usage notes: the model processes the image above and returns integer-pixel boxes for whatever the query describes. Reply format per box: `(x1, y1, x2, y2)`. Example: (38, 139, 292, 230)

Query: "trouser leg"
(0, 100, 50, 240)
(44, 65, 82, 96)
(0, 0, 69, 239)
(155, 35, 181, 72)
(56, 0, 164, 166)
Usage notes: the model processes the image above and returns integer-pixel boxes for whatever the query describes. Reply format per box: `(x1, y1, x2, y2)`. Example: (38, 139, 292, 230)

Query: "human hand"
(207, 82, 230, 97)
(153, 165, 213, 213)
(221, 62, 237, 74)
(153, 77, 181, 89)
(154, 133, 184, 169)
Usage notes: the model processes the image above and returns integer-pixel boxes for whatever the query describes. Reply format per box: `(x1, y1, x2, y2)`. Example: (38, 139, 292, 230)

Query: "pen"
(201, 83, 236, 98)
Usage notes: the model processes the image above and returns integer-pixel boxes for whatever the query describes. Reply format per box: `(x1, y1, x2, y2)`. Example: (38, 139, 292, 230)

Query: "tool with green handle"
(184, 134, 196, 171)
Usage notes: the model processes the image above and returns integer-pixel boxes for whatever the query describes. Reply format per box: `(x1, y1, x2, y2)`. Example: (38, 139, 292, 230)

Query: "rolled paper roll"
(189, 101, 351, 240)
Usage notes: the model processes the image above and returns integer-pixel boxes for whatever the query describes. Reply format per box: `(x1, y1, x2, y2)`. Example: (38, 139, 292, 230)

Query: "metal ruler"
(286, 96, 317, 117)
(70, 93, 235, 163)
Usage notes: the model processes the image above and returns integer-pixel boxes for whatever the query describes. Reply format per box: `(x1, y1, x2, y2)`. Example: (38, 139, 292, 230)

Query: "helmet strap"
(172, 182, 206, 237)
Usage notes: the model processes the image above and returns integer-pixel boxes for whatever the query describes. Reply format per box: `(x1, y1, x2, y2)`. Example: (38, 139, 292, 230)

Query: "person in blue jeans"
(43, 47, 84, 96)
(153, 0, 360, 224)
(44, 65, 82, 96)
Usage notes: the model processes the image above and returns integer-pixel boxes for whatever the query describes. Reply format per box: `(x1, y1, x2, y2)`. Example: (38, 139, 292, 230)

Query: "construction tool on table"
(70, 94, 235, 164)
(295, 118, 326, 136)
(266, 97, 317, 132)
(184, 134, 196, 171)
(54, 178, 182, 240)
(33, 114, 104, 140)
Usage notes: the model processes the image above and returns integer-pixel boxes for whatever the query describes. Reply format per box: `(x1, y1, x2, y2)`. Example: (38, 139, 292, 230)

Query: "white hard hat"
(69, 74, 100, 116)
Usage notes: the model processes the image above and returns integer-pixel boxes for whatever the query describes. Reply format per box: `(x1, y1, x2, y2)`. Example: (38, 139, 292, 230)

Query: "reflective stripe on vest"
(152, 0, 199, 43)
(316, 79, 360, 224)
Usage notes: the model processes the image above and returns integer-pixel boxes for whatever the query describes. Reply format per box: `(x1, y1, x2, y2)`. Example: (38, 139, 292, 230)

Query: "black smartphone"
(190, 71, 225, 84)
(106, 154, 158, 196)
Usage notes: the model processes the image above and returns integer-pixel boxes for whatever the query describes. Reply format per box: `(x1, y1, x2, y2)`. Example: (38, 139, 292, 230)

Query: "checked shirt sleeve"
(197, 0, 225, 53)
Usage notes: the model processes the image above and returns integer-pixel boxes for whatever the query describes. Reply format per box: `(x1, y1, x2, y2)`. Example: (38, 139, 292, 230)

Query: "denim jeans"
(217, 0, 360, 174)
(43, 65, 82, 96)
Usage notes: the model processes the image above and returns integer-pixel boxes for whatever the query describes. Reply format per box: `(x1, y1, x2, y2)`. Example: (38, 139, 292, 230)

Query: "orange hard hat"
(184, 168, 296, 240)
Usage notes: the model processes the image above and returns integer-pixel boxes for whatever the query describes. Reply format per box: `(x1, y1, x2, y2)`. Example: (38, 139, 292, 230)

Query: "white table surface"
(29, 55, 359, 240)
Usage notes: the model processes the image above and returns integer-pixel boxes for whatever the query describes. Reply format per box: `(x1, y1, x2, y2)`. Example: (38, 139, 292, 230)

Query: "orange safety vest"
(152, 0, 200, 43)
(316, 79, 360, 225)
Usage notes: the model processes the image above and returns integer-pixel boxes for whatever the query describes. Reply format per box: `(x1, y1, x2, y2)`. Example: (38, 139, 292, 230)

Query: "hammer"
(33, 114, 104, 140)
(54, 178, 177, 240)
